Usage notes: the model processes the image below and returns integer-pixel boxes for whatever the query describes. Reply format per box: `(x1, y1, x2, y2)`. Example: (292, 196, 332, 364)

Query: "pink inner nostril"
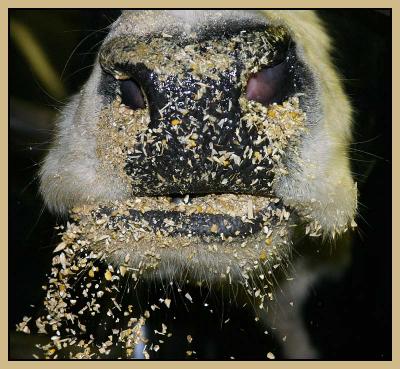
(245, 62, 287, 106)
(246, 74, 276, 106)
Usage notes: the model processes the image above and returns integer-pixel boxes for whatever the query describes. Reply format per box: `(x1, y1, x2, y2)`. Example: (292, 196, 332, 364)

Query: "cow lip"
(101, 207, 268, 239)
(88, 193, 284, 239)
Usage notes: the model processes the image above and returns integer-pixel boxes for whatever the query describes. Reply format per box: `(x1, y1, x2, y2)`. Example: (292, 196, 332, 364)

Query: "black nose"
(98, 26, 294, 197)
(121, 63, 275, 197)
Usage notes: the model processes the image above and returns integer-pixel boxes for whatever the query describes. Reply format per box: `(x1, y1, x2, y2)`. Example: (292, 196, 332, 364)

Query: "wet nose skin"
(98, 26, 301, 197)
(119, 62, 275, 197)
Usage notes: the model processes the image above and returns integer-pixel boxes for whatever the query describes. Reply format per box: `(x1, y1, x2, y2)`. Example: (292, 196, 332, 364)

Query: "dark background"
(9, 9, 391, 360)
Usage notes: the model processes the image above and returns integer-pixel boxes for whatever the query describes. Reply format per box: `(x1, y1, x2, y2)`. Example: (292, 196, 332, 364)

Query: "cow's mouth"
(73, 193, 290, 242)
(68, 192, 295, 280)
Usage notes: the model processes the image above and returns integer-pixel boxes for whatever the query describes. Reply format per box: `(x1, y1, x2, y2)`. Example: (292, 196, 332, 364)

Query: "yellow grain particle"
(187, 139, 196, 148)
(104, 270, 112, 281)
(253, 151, 262, 161)
(210, 224, 219, 233)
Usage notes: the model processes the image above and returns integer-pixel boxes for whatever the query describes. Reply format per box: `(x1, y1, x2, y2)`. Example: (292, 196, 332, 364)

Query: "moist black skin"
(94, 201, 282, 239)
(98, 29, 312, 198)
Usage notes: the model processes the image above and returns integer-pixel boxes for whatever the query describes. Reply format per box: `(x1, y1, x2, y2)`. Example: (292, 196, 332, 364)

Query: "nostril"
(246, 61, 288, 106)
(119, 79, 146, 110)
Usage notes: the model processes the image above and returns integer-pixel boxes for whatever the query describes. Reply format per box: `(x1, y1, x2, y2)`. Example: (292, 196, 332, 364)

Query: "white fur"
(40, 64, 130, 213)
